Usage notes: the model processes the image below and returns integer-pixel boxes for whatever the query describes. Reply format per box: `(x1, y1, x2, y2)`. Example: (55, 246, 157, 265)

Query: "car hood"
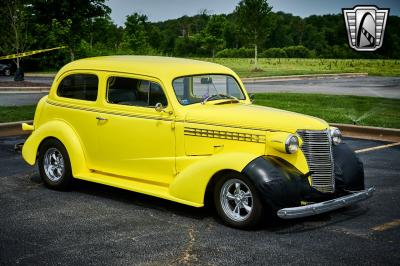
(184, 103, 329, 133)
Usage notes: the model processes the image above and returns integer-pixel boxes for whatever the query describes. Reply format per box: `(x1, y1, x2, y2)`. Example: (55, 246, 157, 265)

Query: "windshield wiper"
(201, 94, 239, 105)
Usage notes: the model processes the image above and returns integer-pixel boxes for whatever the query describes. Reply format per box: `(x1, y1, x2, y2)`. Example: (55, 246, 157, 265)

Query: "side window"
(58, 74, 98, 101)
(107, 76, 168, 107)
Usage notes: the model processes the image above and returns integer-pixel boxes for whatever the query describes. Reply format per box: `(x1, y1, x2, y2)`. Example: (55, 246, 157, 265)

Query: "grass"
(1, 93, 399, 128)
(254, 93, 400, 129)
(0, 105, 36, 123)
(25, 58, 400, 78)
(201, 58, 400, 77)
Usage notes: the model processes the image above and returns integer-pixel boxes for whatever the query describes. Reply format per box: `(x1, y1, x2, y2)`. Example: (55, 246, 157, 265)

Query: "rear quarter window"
(57, 74, 98, 101)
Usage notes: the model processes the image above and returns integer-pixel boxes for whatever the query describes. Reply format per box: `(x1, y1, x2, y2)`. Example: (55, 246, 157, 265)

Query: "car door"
(53, 72, 101, 170)
(94, 73, 176, 186)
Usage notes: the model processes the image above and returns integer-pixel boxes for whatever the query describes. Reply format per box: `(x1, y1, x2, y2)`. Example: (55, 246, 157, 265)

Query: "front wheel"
(38, 139, 73, 190)
(214, 173, 264, 229)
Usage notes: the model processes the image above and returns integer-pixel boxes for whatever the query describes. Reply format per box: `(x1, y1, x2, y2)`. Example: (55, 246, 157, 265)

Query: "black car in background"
(0, 63, 13, 76)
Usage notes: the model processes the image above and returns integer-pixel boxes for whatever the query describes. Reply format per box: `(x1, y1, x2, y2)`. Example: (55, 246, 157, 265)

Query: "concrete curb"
(25, 73, 56, 78)
(0, 87, 50, 93)
(0, 120, 32, 137)
(1, 120, 399, 142)
(331, 123, 400, 142)
(241, 73, 368, 83)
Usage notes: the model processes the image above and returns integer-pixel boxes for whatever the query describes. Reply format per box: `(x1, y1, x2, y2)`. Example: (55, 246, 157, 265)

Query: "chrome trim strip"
(178, 119, 280, 133)
(184, 127, 266, 143)
(277, 187, 375, 219)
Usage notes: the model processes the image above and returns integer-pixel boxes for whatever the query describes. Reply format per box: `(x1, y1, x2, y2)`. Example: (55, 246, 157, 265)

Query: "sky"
(107, 0, 400, 26)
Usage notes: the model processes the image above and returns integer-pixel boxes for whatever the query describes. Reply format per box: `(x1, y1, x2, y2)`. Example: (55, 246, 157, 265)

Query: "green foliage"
(216, 48, 254, 58)
(1, 0, 399, 73)
(283, 45, 314, 58)
(259, 48, 287, 58)
(0, 105, 37, 123)
(0, 0, 36, 67)
(123, 12, 151, 53)
(234, 0, 272, 45)
(30, 0, 111, 60)
(234, 0, 272, 64)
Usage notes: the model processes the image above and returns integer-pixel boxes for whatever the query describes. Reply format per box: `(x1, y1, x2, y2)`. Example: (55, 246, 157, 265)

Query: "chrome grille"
(297, 130, 335, 193)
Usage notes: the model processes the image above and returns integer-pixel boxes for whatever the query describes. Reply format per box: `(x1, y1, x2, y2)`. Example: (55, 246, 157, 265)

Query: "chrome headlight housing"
(285, 134, 299, 154)
(330, 127, 342, 145)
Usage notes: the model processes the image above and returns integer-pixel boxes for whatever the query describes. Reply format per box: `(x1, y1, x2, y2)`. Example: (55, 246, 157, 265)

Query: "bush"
(259, 48, 287, 58)
(216, 48, 254, 58)
(283, 45, 314, 58)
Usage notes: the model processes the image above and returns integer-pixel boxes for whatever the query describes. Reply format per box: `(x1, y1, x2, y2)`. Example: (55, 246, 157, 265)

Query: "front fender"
(22, 119, 87, 176)
(242, 156, 315, 210)
(169, 152, 260, 206)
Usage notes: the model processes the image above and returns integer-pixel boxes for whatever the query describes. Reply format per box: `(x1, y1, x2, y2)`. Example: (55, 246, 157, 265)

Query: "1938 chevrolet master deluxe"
(21, 56, 374, 228)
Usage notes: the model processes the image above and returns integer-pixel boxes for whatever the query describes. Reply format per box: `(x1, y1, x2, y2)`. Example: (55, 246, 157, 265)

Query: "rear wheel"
(38, 139, 73, 190)
(214, 173, 264, 229)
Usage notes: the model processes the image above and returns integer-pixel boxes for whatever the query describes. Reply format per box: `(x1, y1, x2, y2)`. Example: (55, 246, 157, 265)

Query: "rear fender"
(169, 152, 259, 205)
(22, 120, 87, 176)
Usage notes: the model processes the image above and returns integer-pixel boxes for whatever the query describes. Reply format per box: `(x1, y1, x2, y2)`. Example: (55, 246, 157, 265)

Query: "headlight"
(285, 134, 299, 154)
(330, 127, 342, 145)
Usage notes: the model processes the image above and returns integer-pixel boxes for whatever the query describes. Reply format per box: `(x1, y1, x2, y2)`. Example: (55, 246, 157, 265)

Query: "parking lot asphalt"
(244, 76, 400, 99)
(0, 136, 399, 265)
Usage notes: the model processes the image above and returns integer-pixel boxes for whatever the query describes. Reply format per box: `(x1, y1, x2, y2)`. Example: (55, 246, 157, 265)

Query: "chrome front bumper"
(277, 187, 375, 219)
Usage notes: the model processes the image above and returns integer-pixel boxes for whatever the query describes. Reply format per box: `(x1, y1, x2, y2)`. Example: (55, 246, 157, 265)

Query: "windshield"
(172, 74, 245, 105)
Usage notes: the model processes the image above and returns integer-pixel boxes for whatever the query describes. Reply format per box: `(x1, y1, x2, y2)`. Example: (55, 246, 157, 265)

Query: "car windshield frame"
(172, 74, 246, 106)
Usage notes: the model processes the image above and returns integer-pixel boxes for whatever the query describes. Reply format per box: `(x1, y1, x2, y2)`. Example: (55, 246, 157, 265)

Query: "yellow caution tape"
(0, 46, 67, 60)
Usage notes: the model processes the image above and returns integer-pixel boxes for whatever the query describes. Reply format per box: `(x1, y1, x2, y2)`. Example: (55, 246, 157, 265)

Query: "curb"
(0, 120, 32, 137)
(25, 73, 56, 78)
(0, 120, 399, 142)
(241, 73, 368, 83)
(331, 123, 400, 142)
(0, 87, 50, 93)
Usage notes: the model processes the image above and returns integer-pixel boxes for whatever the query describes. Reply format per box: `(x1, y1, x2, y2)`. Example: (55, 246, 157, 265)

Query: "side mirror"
(249, 93, 255, 103)
(155, 102, 164, 112)
(155, 103, 173, 115)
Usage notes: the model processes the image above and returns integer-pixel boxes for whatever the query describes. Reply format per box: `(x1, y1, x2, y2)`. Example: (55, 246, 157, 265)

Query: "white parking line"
(355, 142, 400, 154)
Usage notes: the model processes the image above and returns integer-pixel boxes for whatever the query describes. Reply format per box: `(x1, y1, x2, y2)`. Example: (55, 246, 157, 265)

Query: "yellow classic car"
(21, 56, 374, 228)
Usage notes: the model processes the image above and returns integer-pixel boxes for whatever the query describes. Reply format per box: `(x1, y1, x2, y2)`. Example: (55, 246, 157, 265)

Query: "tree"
(123, 12, 150, 53)
(1, 0, 34, 72)
(235, 0, 272, 67)
(30, 0, 111, 61)
(203, 15, 227, 57)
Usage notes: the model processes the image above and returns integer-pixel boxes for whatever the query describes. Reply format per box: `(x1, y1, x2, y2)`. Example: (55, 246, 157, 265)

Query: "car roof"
(57, 56, 235, 81)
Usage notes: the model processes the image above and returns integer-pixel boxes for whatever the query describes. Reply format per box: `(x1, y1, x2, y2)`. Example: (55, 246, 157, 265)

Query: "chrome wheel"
(220, 178, 253, 222)
(43, 148, 65, 182)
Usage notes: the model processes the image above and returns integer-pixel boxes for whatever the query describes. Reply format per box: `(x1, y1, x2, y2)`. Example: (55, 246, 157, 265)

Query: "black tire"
(38, 139, 73, 190)
(214, 172, 264, 229)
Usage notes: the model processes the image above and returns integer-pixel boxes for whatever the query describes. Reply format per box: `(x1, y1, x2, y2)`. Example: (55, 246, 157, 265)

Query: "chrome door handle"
(96, 116, 108, 121)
